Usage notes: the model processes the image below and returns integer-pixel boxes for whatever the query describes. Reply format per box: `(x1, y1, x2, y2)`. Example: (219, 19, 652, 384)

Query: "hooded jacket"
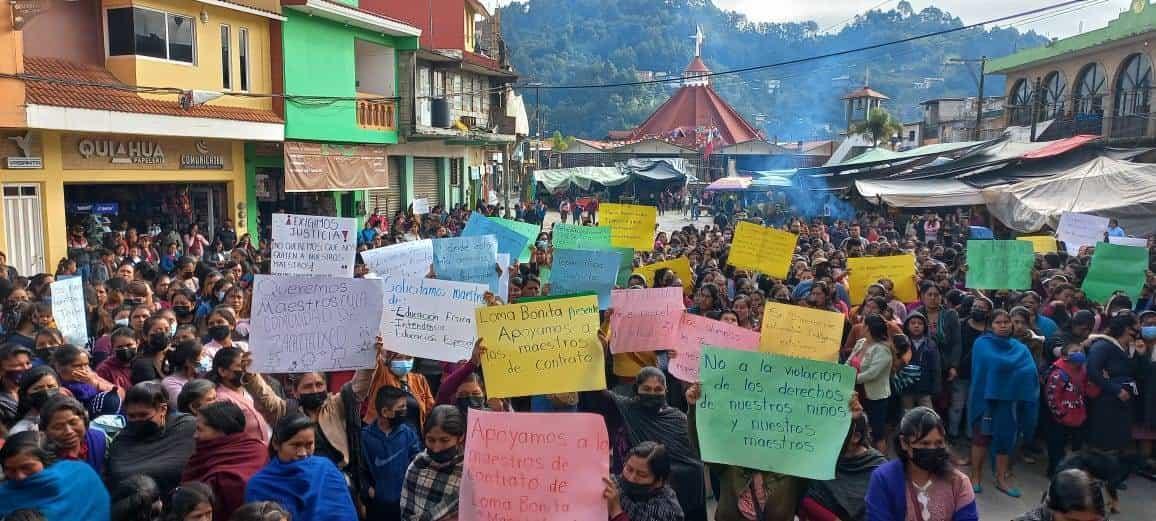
(903, 312, 943, 395)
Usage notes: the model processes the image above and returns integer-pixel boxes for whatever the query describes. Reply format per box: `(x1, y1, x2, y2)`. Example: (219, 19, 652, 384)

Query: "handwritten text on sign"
(476, 295, 606, 398)
(549, 248, 622, 309)
(1057, 212, 1109, 255)
(599, 203, 658, 251)
(51, 276, 87, 346)
(360, 239, 433, 279)
(433, 235, 500, 293)
(460, 411, 609, 521)
(271, 213, 357, 278)
(608, 287, 685, 353)
(846, 253, 917, 304)
(697, 348, 854, 479)
(249, 275, 384, 373)
(552, 223, 612, 251)
(759, 302, 844, 362)
(380, 277, 487, 362)
(728, 221, 797, 278)
(965, 240, 1034, 290)
(669, 313, 760, 382)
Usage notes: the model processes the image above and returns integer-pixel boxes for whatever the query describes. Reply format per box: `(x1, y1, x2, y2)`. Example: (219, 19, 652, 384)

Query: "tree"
(548, 131, 576, 167)
(852, 107, 905, 148)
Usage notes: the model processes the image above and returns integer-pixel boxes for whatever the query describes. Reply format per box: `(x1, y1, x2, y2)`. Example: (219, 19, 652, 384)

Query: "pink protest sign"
(608, 287, 685, 353)
(669, 311, 761, 382)
(461, 411, 610, 521)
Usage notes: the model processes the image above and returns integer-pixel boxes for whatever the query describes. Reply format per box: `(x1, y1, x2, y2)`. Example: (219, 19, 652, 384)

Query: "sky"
(482, 0, 1134, 39)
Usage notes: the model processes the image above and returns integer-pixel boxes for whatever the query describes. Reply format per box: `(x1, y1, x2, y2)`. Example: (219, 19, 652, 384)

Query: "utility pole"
(946, 56, 988, 141)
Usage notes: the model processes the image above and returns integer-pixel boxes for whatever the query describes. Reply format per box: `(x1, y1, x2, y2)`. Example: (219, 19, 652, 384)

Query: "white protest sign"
(249, 275, 384, 373)
(412, 198, 430, 215)
(1057, 212, 1109, 255)
(51, 276, 87, 346)
(381, 276, 486, 362)
(1109, 236, 1148, 248)
(361, 240, 433, 278)
(271, 213, 358, 278)
(497, 253, 510, 303)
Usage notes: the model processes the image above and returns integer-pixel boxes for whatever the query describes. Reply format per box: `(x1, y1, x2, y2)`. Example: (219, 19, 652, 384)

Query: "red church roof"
(685, 56, 711, 74)
(629, 84, 761, 148)
(841, 86, 890, 100)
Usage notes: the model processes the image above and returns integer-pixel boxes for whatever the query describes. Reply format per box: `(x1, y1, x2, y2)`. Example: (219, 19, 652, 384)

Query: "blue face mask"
(390, 359, 414, 377)
(1143, 326, 1156, 341)
(196, 356, 213, 377)
(1066, 351, 1087, 364)
(168, 321, 178, 337)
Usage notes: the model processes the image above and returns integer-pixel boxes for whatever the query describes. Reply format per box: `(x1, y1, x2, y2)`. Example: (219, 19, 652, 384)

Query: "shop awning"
(748, 175, 793, 189)
(617, 158, 688, 181)
(283, 141, 389, 192)
(705, 177, 752, 191)
(855, 178, 990, 207)
(533, 166, 629, 191)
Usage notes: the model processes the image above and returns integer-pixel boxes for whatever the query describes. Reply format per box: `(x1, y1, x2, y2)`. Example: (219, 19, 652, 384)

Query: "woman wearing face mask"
(38, 394, 108, 474)
(2, 301, 39, 350)
(603, 441, 684, 521)
(950, 297, 992, 442)
(171, 289, 198, 328)
(866, 407, 978, 521)
(203, 307, 245, 358)
(10, 365, 63, 434)
(183, 401, 268, 521)
(360, 386, 423, 519)
(131, 315, 171, 384)
(162, 340, 209, 404)
(1086, 311, 1150, 454)
(96, 327, 138, 391)
(1015, 468, 1106, 521)
(245, 414, 358, 521)
(106, 382, 196, 495)
(967, 309, 1039, 497)
(51, 344, 121, 420)
(366, 350, 436, 430)
(0, 431, 111, 521)
(31, 327, 64, 364)
(799, 412, 887, 521)
(401, 405, 466, 521)
(208, 347, 269, 442)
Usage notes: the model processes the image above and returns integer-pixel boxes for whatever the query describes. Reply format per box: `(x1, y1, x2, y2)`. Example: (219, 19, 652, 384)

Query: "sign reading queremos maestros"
(60, 134, 231, 170)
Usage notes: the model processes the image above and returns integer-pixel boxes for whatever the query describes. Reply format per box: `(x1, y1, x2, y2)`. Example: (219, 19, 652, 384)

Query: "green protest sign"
(552, 223, 612, 250)
(488, 216, 541, 263)
(965, 240, 1034, 290)
(612, 247, 635, 287)
(1083, 243, 1149, 304)
(696, 347, 854, 480)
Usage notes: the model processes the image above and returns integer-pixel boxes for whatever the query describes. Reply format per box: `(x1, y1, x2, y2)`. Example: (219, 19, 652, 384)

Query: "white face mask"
(115, 318, 130, 328)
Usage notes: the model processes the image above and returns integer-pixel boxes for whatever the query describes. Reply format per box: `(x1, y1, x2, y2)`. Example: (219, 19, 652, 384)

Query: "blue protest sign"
(433, 235, 500, 294)
(462, 212, 530, 262)
(550, 248, 623, 309)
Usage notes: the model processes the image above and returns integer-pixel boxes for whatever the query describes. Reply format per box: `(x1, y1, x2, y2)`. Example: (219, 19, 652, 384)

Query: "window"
(107, 7, 195, 64)
(220, 25, 231, 89)
(239, 28, 250, 91)
(1074, 63, 1106, 115)
(1008, 79, 1033, 126)
(1041, 71, 1066, 120)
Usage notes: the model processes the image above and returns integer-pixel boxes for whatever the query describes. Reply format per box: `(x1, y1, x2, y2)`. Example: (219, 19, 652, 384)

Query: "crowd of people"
(0, 197, 1146, 521)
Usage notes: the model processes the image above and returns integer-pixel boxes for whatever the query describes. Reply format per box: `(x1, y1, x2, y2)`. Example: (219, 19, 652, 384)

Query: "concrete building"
(918, 97, 1004, 145)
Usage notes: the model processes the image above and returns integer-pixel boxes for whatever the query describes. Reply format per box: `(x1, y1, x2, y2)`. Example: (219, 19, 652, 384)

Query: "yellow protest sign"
(600, 203, 658, 251)
(846, 254, 918, 304)
(759, 302, 844, 362)
(1018, 235, 1057, 253)
(633, 257, 694, 294)
(476, 295, 606, 398)
(728, 221, 797, 278)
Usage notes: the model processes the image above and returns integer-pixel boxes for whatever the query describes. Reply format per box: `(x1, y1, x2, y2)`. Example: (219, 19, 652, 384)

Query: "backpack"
(1048, 365, 1088, 427)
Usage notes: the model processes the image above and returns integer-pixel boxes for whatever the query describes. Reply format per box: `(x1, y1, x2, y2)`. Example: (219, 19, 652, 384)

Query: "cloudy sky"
(483, 0, 1133, 39)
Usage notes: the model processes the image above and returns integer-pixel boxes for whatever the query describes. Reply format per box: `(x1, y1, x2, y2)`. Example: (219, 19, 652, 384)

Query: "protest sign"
(497, 253, 510, 303)
(669, 313, 760, 382)
(633, 257, 694, 294)
(846, 253, 917, 303)
(759, 302, 843, 362)
(360, 239, 433, 279)
(380, 276, 487, 362)
(599, 203, 657, 251)
(433, 235, 500, 294)
(1109, 236, 1149, 248)
(608, 287, 685, 353)
(271, 213, 357, 277)
(460, 411, 609, 521)
(552, 223, 612, 250)
(249, 275, 384, 373)
(476, 295, 606, 398)
(728, 221, 797, 278)
(696, 348, 854, 479)
(462, 212, 530, 262)
(1018, 235, 1057, 253)
(412, 198, 430, 215)
(613, 247, 635, 287)
(1057, 212, 1109, 255)
(965, 240, 1034, 290)
(1082, 243, 1148, 304)
(488, 216, 540, 263)
(550, 248, 622, 309)
(51, 276, 87, 346)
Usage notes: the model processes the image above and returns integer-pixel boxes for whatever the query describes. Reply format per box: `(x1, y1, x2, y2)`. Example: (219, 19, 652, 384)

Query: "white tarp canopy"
(855, 178, 988, 207)
(981, 157, 1156, 235)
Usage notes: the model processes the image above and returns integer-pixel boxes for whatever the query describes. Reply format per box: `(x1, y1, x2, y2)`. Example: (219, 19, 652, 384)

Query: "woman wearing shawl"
(967, 309, 1039, 498)
(38, 395, 107, 474)
(912, 282, 961, 405)
(183, 400, 268, 521)
(208, 347, 270, 442)
(1086, 311, 1150, 452)
(800, 411, 886, 520)
(245, 414, 358, 521)
(604, 441, 685, 521)
(106, 381, 196, 495)
(401, 405, 466, 521)
(0, 431, 110, 521)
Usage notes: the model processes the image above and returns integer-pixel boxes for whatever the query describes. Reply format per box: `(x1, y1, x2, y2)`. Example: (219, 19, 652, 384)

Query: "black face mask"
(126, 419, 161, 438)
(428, 446, 459, 464)
(911, 447, 950, 474)
(298, 391, 328, 411)
(387, 411, 408, 428)
(172, 305, 193, 318)
(26, 387, 59, 410)
(147, 332, 170, 352)
(457, 396, 486, 411)
(635, 393, 666, 412)
(115, 347, 136, 363)
(34, 345, 60, 362)
(619, 478, 658, 499)
(207, 325, 231, 342)
(970, 309, 989, 323)
(227, 372, 245, 388)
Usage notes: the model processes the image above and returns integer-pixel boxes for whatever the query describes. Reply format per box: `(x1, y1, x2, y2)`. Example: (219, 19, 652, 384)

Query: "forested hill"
(498, 0, 1051, 141)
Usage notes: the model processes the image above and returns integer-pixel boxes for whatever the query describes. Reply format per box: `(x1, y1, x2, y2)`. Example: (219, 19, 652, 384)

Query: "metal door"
(368, 156, 405, 218)
(412, 157, 441, 208)
(189, 186, 218, 240)
(3, 184, 45, 275)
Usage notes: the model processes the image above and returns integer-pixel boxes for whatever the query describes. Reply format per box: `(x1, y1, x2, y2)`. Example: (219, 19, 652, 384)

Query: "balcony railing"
(356, 94, 395, 131)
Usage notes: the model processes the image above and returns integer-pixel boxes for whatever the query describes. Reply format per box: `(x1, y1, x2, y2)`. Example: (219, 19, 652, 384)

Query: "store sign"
(283, 141, 388, 192)
(2, 131, 43, 169)
(61, 134, 231, 171)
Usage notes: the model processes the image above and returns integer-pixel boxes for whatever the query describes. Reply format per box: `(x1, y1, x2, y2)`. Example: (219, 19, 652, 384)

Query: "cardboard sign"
(249, 275, 384, 373)
(633, 257, 694, 294)
(552, 223, 612, 251)
(759, 302, 844, 362)
(608, 287, 685, 353)
(549, 248, 622, 309)
(1083, 243, 1148, 304)
(488, 216, 541, 264)
(433, 235, 500, 294)
(462, 212, 531, 262)
(51, 276, 87, 347)
(1057, 212, 1109, 255)
(846, 254, 917, 304)
(360, 239, 433, 279)
(1109, 236, 1149, 248)
(412, 198, 430, 215)
(599, 203, 657, 251)
(965, 240, 1034, 290)
(728, 221, 797, 278)
(271, 213, 357, 278)
(669, 313, 760, 382)
(460, 411, 610, 521)
(696, 348, 854, 479)
(476, 295, 606, 398)
(380, 276, 487, 362)
(1018, 235, 1057, 253)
